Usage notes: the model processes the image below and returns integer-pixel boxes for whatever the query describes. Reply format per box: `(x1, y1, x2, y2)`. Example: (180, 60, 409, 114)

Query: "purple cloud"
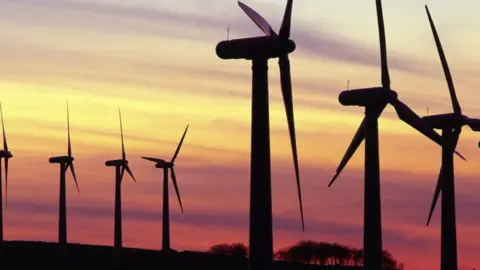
(4, 0, 444, 77)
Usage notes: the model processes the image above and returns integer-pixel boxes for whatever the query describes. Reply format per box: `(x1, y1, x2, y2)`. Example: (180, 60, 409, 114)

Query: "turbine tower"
(327, 1, 461, 269)
(49, 101, 80, 245)
(423, 6, 480, 270)
(142, 125, 189, 251)
(216, 1, 304, 269)
(0, 103, 13, 243)
(105, 109, 136, 251)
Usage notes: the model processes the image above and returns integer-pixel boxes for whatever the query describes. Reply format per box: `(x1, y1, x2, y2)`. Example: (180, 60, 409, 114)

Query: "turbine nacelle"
(49, 155, 74, 164)
(422, 113, 467, 129)
(339, 87, 398, 107)
(105, 159, 128, 167)
(156, 161, 173, 169)
(142, 157, 172, 168)
(216, 36, 295, 60)
(0, 150, 12, 159)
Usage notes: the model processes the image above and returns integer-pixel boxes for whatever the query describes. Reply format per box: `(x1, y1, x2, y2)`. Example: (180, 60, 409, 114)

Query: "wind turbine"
(326, 1, 462, 270)
(216, 1, 304, 269)
(48, 101, 80, 245)
(142, 125, 189, 251)
(423, 6, 480, 270)
(0, 103, 13, 243)
(105, 109, 136, 251)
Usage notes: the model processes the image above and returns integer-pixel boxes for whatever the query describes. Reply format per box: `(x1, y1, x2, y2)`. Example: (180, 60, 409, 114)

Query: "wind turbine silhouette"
(105, 109, 136, 251)
(0, 103, 13, 243)
(327, 1, 461, 270)
(423, 6, 480, 270)
(142, 125, 189, 252)
(216, 1, 304, 269)
(48, 101, 80, 245)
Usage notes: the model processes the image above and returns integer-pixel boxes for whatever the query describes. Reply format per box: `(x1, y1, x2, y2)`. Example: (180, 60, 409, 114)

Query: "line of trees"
(208, 241, 404, 269)
(208, 243, 248, 258)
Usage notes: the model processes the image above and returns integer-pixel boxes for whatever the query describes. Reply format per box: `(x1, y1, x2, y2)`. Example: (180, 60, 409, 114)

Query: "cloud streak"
(4, 0, 449, 78)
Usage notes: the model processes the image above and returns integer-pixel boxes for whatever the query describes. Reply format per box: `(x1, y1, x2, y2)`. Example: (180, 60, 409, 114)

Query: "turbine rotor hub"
(0, 150, 11, 159)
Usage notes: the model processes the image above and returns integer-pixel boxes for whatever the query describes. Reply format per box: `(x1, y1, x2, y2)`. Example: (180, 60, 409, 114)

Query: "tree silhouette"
(229, 243, 248, 258)
(351, 248, 363, 266)
(382, 249, 399, 269)
(273, 241, 402, 269)
(208, 243, 231, 255)
(312, 241, 330, 265)
(208, 243, 248, 258)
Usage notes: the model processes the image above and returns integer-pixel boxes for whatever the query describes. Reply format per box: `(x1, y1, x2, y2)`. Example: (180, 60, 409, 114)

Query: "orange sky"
(1, 1, 480, 269)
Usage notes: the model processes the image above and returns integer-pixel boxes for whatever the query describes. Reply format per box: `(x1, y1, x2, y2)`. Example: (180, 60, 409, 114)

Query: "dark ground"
(0, 241, 361, 270)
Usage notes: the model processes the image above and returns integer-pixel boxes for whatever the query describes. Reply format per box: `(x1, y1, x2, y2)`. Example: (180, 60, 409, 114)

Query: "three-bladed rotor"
(142, 125, 189, 213)
(329, 0, 459, 188)
(422, 5, 480, 226)
(106, 109, 136, 184)
(48, 102, 80, 194)
(0, 103, 13, 206)
(236, 0, 305, 232)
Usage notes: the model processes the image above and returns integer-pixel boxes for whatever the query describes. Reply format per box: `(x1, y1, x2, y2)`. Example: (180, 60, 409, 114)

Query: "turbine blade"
(391, 99, 464, 163)
(237, 1, 277, 36)
(279, 54, 304, 232)
(467, 118, 480, 131)
(1, 102, 7, 152)
(141, 157, 163, 163)
(376, 0, 390, 89)
(69, 162, 80, 194)
(120, 166, 126, 183)
(426, 167, 442, 226)
(425, 5, 462, 115)
(171, 125, 189, 163)
(329, 117, 366, 187)
(279, 0, 293, 39)
(454, 150, 466, 161)
(427, 127, 461, 226)
(125, 164, 136, 182)
(67, 101, 72, 157)
(170, 168, 184, 213)
(119, 109, 126, 160)
(390, 98, 445, 147)
(5, 158, 8, 207)
(452, 127, 462, 152)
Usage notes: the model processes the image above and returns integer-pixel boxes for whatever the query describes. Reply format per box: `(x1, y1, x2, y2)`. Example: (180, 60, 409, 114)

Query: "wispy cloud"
(3, 0, 448, 78)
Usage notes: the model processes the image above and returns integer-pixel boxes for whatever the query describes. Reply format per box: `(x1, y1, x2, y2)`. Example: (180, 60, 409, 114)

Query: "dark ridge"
(0, 240, 362, 270)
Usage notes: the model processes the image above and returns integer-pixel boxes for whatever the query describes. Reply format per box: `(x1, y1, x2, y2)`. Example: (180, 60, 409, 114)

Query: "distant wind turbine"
(327, 1, 462, 270)
(0, 103, 13, 243)
(105, 109, 136, 251)
(423, 6, 480, 270)
(48, 101, 80, 245)
(142, 125, 189, 251)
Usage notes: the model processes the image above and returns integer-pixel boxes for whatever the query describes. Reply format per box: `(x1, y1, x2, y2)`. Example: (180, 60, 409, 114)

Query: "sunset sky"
(2, 0, 480, 269)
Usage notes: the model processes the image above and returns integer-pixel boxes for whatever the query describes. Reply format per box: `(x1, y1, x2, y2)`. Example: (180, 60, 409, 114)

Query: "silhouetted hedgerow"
(208, 241, 404, 269)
